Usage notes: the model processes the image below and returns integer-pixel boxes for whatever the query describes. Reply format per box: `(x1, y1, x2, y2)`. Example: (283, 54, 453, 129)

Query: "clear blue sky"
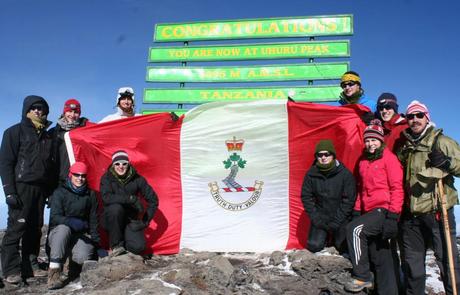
(1, 0, 460, 228)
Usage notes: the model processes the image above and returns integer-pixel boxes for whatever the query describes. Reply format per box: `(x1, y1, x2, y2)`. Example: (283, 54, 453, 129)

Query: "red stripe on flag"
(68, 113, 183, 254)
(286, 102, 365, 250)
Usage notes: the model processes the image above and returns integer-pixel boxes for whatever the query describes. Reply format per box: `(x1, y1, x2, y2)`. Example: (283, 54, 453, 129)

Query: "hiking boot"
(344, 277, 373, 292)
(5, 274, 22, 284)
(47, 268, 64, 290)
(33, 267, 48, 277)
(110, 246, 127, 257)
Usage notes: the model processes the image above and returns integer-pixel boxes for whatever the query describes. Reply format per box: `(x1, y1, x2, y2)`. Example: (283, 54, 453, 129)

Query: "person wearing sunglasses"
(397, 100, 460, 294)
(50, 99, 94, 185)
(0, 95, 55, 284)
(47, 161, 104, 290)
(345, 120, 404, 293)
(301, 139, 356, 254)
(99, 87, 141, 123)
(375, 93, 407, 154)
(100, 150, 158, 257)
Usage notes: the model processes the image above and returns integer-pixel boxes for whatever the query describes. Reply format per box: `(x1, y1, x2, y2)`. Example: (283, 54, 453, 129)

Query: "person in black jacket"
(50, 99, 91, 184)
(301, 139, 356, 253)
(0, 95, 55, 284)
(47, 161, 104, 290)
(100, 150, 159, 256)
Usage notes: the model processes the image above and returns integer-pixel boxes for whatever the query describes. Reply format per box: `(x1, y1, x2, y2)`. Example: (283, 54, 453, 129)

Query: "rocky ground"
(0, 228, 450, 295)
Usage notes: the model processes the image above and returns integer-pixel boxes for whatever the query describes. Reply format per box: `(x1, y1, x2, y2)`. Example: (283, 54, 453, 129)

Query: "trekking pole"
(438, 178, 458, 295)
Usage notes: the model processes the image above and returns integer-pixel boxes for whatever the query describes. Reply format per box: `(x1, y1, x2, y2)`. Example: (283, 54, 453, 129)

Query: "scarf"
(26, 112, 46, 131)
(364, 144, 386, 161)
(316, 160, 336, 175)
(57, 116, 81, 131)
(66, 178, 87, 195)
(110, 165, 135, 185)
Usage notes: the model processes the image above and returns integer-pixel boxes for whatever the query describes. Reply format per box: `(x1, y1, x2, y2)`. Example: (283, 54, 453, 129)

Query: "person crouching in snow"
(100, 150, 158, 257)
(301, 139, 356, 253)
(47, 162, 105, 290)
(344, 120, 404, 294)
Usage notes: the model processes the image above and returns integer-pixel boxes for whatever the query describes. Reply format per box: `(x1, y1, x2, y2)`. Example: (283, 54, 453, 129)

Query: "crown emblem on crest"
(225, 136, 244, 152)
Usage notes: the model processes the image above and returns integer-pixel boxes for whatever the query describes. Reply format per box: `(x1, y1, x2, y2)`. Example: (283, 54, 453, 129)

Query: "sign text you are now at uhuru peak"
(154, 15, 352, 41)
(149, 40, 349, 62)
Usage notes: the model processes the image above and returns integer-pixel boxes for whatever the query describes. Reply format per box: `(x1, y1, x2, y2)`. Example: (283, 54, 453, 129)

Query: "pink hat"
(363, 119, 385, 142)
(69, 162, 88, 175)
(406, 100, 430, 121)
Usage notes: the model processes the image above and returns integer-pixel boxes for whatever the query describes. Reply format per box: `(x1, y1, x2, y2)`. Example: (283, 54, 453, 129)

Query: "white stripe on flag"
(180, 100, 289, 252)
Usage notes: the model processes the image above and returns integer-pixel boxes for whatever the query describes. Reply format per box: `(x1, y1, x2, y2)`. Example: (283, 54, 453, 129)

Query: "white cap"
(116, 87, 135, 104)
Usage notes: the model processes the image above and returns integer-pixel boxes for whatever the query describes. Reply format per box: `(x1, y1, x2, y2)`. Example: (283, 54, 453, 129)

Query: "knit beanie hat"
(363, 119, 385, 142)
(406, 100, 431, 121)
(63, 98, 81, 114)
(314, 139, 336, 156)
(112, 150, 129, 164)
(377, 93, 398, 113)
(340, 71, 361, 86)
(116, 87, 135, 105)
(69, 161, 88, 175)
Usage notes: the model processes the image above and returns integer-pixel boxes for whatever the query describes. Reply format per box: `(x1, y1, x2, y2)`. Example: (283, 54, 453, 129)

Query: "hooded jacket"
(99, 107, 141, 123)
(100, 165, 158, 223)
(339, 93, 376, 112)
(397, 125, 460, 214)
(0, 95, 55, 195)
(49, 181, 100, 244)
(301, 160, 356, 229)
(354, 148, 404, 214)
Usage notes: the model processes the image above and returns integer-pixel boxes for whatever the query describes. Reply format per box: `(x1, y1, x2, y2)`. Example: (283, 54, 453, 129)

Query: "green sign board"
(142, 109, 188, 116)
(144, 85, 341, 104)
(149, 40, 349, 62)
(154, 15, 352, 41)
(146, 62, 348, 83)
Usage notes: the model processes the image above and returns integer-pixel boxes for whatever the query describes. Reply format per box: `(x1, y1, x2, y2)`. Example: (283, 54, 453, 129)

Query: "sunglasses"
(114, 162, 128, 167)
(30, 105, 43, 111)
(406, 112, 425, 120)
(341, 82, 356, 89)
(72, 173, 87, 178)
(377, 104, 393, 111)
(316, 152, 332, 158)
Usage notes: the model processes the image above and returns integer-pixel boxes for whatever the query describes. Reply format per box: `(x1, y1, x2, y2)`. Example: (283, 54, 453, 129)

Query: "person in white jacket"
(99, 87, 141, 123)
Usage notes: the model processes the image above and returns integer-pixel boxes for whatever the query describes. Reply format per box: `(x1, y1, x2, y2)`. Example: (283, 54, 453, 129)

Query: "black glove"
(360, 112, 375, 125)
(170, 112, 179, 122)
(66, 217, 88, 232)
(97, 248, 108, 258)
(5, 194, 23, 209)
(310, 213, 329, 230)
(128, 195, 144, 213)
(142, 210, 154, 227)
(128, 220, 146, 231)
(428, 149, 451, 171)
(382, 212, 399, 239)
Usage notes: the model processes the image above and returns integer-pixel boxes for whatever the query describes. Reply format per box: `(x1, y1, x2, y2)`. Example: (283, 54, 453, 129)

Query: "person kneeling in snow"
(100, 150, 158, 257)
(47, 162, 105, 290)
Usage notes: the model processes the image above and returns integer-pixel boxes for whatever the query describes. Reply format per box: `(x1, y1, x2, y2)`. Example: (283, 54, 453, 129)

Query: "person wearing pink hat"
(345, 120, 404, 293)
(47, 161, 105, 290)
(398, 100, 460, 294)
(50, 99, 92, 184)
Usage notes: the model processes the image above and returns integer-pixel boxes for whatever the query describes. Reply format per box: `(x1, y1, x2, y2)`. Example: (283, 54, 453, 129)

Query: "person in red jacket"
(345, 120, 404, 294)
(375, 93, 407, 153)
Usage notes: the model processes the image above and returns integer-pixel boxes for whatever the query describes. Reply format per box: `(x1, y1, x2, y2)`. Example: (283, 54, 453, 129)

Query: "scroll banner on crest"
(65, 100, 366, 254)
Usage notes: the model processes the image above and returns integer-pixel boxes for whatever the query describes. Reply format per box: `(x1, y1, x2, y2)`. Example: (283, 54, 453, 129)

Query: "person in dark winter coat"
(47, 162, 104, 290)
(0, 95, 55, 284)
(100, 150, 158, 256)
(345, 120, 404, 294)
(301, 139, 356, 253)
(50, 99, 92, 184)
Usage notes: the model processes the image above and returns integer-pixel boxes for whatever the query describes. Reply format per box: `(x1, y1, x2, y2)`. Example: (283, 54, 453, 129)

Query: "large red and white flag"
(65, 100, 366, 254)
